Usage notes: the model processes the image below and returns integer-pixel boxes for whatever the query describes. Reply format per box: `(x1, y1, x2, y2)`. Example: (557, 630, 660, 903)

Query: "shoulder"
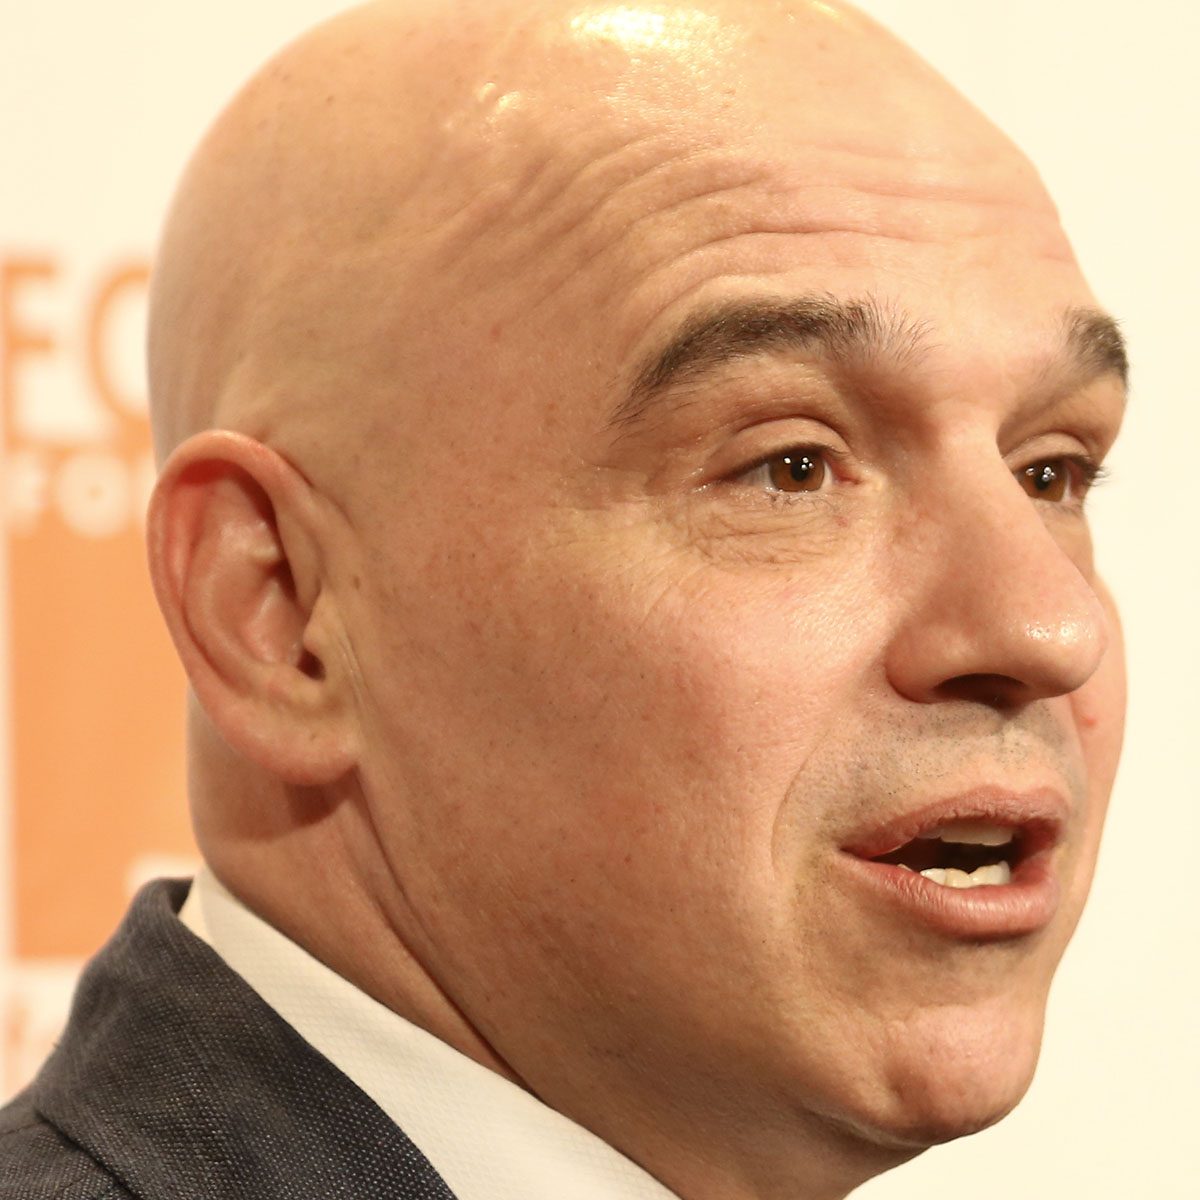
(0, 1089, 134, 1200)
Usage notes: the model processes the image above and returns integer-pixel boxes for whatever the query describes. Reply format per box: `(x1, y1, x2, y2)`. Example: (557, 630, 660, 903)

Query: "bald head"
(147, 0, 1038, 484)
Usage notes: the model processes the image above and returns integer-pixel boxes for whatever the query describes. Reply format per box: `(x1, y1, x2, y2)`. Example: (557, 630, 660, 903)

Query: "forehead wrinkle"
(422, 126, 666, 277)
(505, 138, 707, 292)
(421, 126, 771, 320)
(581, 117, 1071, 292)
(594, 163, 1048, 306)
(526, 155, 776, 315)
(422, 84, 1033, 315)
(566, 166, 1071, 341)
(762, 138, 1055, 215)
(420, 30, 1060, 316)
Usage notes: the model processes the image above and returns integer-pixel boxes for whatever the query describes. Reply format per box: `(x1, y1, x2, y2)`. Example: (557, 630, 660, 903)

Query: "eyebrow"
(1063, 305, 1129, 388)
(611, 294, 1128, 430)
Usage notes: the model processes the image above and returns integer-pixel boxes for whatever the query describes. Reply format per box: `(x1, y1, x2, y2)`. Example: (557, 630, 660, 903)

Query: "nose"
(885, 458, 1109, 710)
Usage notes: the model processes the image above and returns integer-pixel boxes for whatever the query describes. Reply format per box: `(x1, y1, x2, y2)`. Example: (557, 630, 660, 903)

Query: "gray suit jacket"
(0, 879, 459, 1199)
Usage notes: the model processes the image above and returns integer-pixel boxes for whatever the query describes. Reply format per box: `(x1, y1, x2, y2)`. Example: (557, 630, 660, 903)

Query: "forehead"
(434, 36, 1058, 288)
(416, 146, 1084, 416)
(349, 2, 1103, 455)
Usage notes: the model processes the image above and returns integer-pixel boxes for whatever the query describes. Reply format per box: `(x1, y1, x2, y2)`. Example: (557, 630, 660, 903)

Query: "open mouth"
(867, 820, 1023, 889)
(838, 795, 1067, 937)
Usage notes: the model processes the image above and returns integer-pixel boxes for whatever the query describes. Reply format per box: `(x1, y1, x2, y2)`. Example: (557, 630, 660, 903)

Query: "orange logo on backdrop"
(2, 254, 193, 1092)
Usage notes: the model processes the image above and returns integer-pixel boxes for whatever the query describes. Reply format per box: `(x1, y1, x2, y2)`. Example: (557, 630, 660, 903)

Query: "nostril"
(933, 674, 1026, 710)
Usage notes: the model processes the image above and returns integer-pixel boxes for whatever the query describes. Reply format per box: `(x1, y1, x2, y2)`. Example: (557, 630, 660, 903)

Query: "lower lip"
(837, 849, 1060, 939)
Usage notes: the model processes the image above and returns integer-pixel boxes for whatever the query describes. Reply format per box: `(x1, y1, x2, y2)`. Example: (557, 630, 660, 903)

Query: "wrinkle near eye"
(676, 496, 849, 568)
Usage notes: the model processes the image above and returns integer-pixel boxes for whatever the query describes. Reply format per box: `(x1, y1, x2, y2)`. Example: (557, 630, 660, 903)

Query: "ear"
(147, 430, 359, 786)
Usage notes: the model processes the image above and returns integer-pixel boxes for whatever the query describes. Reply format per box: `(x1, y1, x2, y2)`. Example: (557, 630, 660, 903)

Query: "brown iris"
(1020, 460, 1068, 502)
(767, 449, 826, 493)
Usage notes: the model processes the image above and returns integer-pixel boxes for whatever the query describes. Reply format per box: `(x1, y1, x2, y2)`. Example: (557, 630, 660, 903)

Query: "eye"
(1015, 455, 1107, 504)
(738, 447, 830, 494)
(1019, 459, 1068, 502)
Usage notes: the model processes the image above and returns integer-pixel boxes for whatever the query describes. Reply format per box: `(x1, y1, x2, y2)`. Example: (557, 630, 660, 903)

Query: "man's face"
(329, 0, 1126, 1176)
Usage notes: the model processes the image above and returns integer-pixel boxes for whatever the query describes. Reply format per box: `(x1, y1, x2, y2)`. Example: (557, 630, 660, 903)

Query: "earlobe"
(147, 430, 358, 786)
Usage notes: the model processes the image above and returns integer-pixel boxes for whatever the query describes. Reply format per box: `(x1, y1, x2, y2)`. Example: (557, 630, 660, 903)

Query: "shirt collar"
(179, 867, 678, 1200)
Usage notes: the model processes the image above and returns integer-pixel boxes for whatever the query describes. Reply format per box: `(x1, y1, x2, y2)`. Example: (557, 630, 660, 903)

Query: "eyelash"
(734, 447, 1111, 506)
(1014, 452, 1113, 507)
(1053, 454, 1111, 497)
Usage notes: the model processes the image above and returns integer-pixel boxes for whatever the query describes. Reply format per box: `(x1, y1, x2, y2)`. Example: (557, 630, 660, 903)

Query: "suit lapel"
(32, 880, 459, 1200)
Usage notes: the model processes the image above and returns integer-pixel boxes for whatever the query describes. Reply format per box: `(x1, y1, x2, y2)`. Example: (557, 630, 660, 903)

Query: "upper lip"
(840, 785, 1070, 861)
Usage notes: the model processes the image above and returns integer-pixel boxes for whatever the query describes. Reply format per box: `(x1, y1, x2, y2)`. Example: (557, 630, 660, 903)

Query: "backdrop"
(1, 2, 1196, 1195)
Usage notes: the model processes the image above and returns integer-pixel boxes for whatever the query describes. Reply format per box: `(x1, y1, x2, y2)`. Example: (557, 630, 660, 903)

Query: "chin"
(836, 1002, 1046, 1153)
(868, 1073, 1030, 1151)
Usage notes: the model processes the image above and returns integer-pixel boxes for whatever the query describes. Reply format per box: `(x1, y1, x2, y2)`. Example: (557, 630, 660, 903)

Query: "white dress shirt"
(179, 867, 679, 1200)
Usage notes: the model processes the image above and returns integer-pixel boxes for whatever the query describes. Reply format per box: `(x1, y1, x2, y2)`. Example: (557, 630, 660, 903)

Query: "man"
(0, 0, 1127, 1197)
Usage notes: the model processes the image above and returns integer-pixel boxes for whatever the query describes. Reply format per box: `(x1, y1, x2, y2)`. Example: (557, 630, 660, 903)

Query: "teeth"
(926, 821, 1015, 847)
(919, 862, 1012, 888)
(973, 862, 1013, 886)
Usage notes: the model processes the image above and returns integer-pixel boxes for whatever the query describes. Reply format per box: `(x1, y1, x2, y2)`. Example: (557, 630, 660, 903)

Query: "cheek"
(1066, 575, 1126, 880)
(444, 537, 890, 910)
(359, 518, 886, 907)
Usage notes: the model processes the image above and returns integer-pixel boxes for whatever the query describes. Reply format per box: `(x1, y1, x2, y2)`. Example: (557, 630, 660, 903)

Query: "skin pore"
(145, 3, 1127, 1199)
